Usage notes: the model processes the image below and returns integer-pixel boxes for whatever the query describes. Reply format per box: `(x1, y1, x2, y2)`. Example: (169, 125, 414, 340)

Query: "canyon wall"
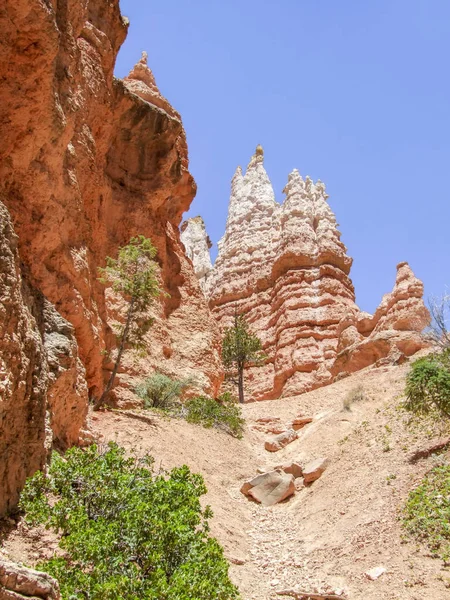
(183, 147, 429, 401)
(0, 0, 221, 513)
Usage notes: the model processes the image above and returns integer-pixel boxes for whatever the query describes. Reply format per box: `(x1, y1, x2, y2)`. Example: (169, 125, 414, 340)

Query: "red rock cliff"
(0, 0, 222, 512)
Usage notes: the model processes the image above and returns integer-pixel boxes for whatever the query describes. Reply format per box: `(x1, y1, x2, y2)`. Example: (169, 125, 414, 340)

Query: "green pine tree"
(222, 313, 265, 404)
(96, 236, 161, 409)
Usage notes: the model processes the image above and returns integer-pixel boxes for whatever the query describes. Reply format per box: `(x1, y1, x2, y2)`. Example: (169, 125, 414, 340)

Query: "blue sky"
(115, 1, 450, 313)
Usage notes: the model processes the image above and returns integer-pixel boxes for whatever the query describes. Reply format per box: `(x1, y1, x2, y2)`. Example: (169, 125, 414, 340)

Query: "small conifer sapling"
(222, 313, 265, 404)
(96, 236, 161, 409)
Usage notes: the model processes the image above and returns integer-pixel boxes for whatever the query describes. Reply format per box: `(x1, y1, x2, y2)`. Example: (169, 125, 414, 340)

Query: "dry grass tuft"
(343, 384, 366, 411)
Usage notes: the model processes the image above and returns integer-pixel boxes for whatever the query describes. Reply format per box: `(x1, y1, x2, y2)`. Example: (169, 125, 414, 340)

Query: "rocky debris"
(303, 458, 329, 483)
(181, 217, 213, 293)
(295, 478, 306, 491)
(241, 471, 295, 506)
(289, 416, 314, 431)
(183, 146, 430, 401)
(276, 590, 347, 599)
(253, 417, 286, 435)
(0, 558, 60, 599)
(274, 462, 304, 478)
(365, 566, 386, 581)
(0, 0, 222, 412)
(253, 415, 313, 435)
(265, 429, 298, 452)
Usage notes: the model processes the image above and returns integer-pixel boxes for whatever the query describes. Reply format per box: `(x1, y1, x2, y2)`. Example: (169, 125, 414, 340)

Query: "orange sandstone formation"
(183, 147, 430, 401)
(0, 0, 221, 402)
(0, 0, 221, 514)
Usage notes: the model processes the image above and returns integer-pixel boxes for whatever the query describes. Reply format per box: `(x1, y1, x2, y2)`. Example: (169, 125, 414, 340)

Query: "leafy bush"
(342, 384, 366, 411)
(403, 465, 450, 563)
(403, 351, 450, 418)
(19, 443, 240, 600)
(185, 393, 245, 439)
(135, 373, 193, 411)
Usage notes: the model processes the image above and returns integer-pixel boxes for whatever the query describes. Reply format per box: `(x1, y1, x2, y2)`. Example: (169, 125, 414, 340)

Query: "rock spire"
(182, 148, 430, 400)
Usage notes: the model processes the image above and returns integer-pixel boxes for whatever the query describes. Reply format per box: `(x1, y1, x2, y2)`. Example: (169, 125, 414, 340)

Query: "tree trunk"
(238, 364, 245, 404)
(95, 297, 135, 410)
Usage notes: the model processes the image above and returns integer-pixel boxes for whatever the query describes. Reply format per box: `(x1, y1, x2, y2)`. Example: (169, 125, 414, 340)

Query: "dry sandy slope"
(93, 362, 450, 599)
(2, 361, 450, 599)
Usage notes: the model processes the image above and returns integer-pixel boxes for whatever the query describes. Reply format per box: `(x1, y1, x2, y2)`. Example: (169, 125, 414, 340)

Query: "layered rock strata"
(0, 0, 222, 513)
(183, 147, 429, 400)
(0, 1, 222, 405)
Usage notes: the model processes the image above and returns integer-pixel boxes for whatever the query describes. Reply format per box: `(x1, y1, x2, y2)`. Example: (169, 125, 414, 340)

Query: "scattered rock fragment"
(265, 429, 298, 452)
(229, 556, 246, 565)
(294, 478, 306, 492)
(289, 416, 313, 431)
(240, 470, 295, 506)
(253, 417, 286, 434)
(303, 458, 329, 483)
(274, 462, 303, 478)
(365, 566, 386, 580)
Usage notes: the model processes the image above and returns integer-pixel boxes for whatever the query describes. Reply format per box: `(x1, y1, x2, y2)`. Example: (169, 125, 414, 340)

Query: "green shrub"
(185, 393, 245, 439)
(135, 373, 193, 411)
(19, 443, 240, 600)
(403, 351, 450, 418)
(403, 465, 450, 563)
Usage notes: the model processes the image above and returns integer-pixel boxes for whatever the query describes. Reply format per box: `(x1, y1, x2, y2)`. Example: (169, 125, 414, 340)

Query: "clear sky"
(115, 1, 450, 314)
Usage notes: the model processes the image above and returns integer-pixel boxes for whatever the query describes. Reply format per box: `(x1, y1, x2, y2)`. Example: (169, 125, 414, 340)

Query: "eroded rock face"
(184, 147, 429, 401)
(181, 217, 213, 293)
(0, 1, 222, 407)
(42, 299, 88, 450)
(334, 262, 430, 376)
(0, 201, 87, 515)
(0, 0, 222, 513)
(0, 201, 48, 516)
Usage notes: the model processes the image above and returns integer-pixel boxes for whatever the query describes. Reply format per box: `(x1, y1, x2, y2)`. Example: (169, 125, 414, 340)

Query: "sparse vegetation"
(185, 392, 245, 439)
(135, 372, 193, 411)
(137, 375, 245, 439)
(342, 384, 366, 411)
(19, 443, 240, 600)
(96, 236, 162, 409)
(222, 313, 266, 404)
(403, 350, 450, 419)
(425, 294, 450, 350)
(403, 465, 450, 564)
